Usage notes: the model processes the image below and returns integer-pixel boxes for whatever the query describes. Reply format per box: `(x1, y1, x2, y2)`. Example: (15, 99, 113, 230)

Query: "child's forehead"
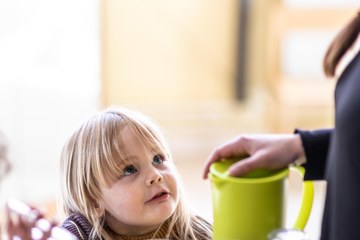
(114, 122, 165, 159)
(116, 146, 159, 164)
(120, 125, 160, 149)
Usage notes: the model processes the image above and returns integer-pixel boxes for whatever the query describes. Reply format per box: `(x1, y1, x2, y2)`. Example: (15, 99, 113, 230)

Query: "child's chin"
(150, 204, 177, 222)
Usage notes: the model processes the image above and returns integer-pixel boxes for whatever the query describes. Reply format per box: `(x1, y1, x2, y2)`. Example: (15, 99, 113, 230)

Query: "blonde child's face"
(99, 126, 180, 236)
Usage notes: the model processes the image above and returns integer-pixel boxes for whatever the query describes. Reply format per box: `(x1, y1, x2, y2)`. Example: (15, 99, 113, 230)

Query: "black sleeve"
(294, 128, 333, 180)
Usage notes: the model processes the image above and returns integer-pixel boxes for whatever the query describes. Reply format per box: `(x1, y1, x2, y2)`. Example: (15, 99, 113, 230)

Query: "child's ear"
(94, 201, 105, 217)
(95, 205, 105, 217)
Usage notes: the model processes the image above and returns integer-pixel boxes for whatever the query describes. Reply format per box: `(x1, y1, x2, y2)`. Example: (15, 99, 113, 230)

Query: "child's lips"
(145, 191, 170, 204)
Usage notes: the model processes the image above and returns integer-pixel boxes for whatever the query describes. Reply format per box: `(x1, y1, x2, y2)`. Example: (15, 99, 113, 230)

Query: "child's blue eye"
(153, 154, 164, 165)
(123, 165, 137, 176)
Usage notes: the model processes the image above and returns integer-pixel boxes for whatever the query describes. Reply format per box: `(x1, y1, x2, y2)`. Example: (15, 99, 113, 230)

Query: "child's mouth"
(146, 191, 170, 204)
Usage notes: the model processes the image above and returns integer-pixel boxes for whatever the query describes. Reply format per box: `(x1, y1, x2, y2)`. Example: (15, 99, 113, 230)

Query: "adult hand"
(203, 134, 305, 178)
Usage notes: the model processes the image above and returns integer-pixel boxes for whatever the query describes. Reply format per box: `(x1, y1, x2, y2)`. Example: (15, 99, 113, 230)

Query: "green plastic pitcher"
(209, 159, 314, 240)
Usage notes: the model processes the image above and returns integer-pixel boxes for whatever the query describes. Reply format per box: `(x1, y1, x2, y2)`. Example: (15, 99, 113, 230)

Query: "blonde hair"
(59, 107, 212, 239)
(323, 11, 360, 77)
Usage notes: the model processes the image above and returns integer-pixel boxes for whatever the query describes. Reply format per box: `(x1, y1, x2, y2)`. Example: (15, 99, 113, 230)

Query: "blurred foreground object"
(268, 228, 311, 240)
(0, 130, 11, 182)
(6, 199, 77, 240)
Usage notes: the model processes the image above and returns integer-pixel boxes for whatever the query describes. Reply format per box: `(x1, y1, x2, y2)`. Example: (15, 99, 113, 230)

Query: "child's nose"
(146, 170, 163, 186)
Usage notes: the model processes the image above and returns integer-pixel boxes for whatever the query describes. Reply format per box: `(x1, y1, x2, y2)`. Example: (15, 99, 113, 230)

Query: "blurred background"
(0, 0, 358, 239)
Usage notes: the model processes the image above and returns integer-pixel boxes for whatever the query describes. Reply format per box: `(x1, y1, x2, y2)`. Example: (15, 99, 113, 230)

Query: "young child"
(59, 107, 212, 240)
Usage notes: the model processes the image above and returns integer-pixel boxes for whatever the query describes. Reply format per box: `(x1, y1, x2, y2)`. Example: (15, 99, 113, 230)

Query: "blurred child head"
(0, 130, 11, 182)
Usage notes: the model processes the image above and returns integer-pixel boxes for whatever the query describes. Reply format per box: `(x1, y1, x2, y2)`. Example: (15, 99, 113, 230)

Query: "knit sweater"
(61, 212, 211, 240)
(105, 222, 170, 240)
(61, 213, 94, 240)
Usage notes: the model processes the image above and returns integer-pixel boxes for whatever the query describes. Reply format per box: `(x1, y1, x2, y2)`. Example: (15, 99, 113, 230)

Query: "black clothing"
(296, 50, 360, 240)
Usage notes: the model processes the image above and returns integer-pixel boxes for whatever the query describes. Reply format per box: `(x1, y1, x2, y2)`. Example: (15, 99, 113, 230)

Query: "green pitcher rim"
(209, 160, 289, 184)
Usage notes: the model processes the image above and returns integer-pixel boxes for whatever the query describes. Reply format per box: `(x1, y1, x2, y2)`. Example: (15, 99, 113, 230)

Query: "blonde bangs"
(82, 109, 171, 188)
(127, 121, 169, 159)
(88, 112, 131, 188)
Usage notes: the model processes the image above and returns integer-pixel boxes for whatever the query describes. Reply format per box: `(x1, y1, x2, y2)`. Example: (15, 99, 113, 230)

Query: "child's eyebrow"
(125, 155, 138, 161)
(118, 155, 138, 166)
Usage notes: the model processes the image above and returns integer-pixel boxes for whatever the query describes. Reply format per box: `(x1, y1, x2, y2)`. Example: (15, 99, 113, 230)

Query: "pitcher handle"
(290, 166, 314, 230)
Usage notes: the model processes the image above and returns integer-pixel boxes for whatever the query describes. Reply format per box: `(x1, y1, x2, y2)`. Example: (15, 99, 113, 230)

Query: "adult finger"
(202, 149, 223, 179)
(202, 138, 249, 179)
(227, 155, 259, 177)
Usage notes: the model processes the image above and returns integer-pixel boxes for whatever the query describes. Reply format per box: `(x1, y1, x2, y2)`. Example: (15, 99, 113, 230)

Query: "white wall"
(0, 0, 100, 207)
